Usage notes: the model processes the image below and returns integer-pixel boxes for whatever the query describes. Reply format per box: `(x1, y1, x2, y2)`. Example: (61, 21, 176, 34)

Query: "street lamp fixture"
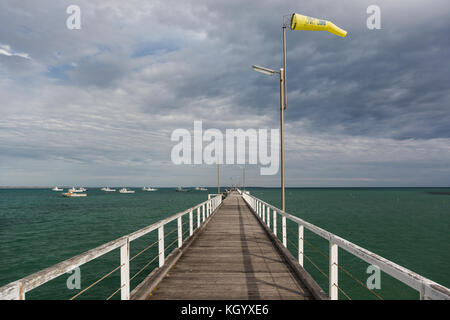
(252, 65, 279, 76)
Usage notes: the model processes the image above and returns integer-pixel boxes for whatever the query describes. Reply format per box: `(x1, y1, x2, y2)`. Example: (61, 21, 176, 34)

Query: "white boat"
(142, 187, 158, 191)
(119, 188, 135, 194)
(101, 187, 116, 192)
(62, 192, 87, 198)
(79, 187, 87, 192)
(69, 187, 84, 193)
(52, 187, 63, 191)
(195, 187, 207, 191)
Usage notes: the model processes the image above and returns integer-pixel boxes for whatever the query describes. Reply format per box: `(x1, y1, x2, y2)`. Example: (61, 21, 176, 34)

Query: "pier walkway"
(144, 192, 315, 300)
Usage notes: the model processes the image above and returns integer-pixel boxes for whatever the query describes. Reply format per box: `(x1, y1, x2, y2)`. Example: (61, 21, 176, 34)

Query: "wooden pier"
(1, 190, 449, 300)
(138, 192, 321, 300)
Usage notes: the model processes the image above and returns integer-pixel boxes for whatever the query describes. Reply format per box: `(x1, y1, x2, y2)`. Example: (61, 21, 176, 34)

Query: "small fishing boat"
(52, 187, 63, 191)
(142, 187, 158, 191)
(101, 187, 116, 192)
(62, 192, 87, 197)
(119, 188, 135, 194)
(69, 187, 84, 193)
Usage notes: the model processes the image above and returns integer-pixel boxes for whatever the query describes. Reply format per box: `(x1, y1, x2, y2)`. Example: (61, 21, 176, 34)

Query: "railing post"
(282, 215, 286, 247)
(177, 217, 182, 248)
(9, 282, 25, 300)
(273, 211, 277, 237)
(298, 224, 304, 267)
(262, 204, 265, 223)
(189, 210, 193, 236)
(267, 206, 270, 229)
(202, 204, 205, 222)
(197, 207, 201, 228)
(329, 240, 338, 300)
(120, 237, 130, 300)
(158, 225, 164, 267)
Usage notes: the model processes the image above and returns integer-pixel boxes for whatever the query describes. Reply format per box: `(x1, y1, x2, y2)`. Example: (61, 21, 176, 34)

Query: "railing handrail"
(238, 189, 450, 300)
(0, 194, 223, 300)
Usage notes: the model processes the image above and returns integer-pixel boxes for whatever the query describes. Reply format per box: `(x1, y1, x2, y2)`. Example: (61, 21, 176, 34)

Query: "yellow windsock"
(290, 13, 347, 37)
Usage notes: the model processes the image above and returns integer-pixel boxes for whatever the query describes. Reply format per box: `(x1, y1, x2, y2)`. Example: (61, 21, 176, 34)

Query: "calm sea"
(0, 187, 449, 299)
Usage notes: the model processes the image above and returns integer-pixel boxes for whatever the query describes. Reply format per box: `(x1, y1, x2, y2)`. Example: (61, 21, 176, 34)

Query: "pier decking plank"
(146, 193, 314, 300)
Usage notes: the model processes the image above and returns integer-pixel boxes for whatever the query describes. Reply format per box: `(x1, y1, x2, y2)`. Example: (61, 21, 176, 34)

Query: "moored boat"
(142, 187, 158, 191)
(62, 192, 87, 197)
(119, 188, 135, 194)
(101, 187, 116, 192)
(52, 187, 63, 191)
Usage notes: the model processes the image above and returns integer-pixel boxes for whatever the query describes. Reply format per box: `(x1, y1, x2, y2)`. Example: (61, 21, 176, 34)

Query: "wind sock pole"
(281, 16, 288, 212)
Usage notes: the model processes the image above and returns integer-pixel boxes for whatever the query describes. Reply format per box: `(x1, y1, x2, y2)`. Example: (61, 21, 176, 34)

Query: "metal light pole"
(243, 165, 246, 192)
(252, 65, 286, 211)
(217, 162, 220, 194)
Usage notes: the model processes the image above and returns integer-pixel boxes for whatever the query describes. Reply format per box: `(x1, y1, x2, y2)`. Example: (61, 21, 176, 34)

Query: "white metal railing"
(239, 189, 450, 300)
(0, 194, 223, 300)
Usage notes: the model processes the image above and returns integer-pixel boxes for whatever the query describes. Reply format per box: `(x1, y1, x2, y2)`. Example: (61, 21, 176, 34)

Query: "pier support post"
(158, 225, 164, 267)
(298, 224, 304, 267)
(329, 241, 338, 300)
(177, 217, 182, 248)
(120, 237, 130, 300)
(189, 210, 193, 236)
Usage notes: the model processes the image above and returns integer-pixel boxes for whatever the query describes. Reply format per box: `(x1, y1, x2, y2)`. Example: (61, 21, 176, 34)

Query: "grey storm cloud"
(0, 0, 449, 187)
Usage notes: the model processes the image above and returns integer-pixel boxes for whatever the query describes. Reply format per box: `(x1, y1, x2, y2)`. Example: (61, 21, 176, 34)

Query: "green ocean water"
(0, 187, 449, 300)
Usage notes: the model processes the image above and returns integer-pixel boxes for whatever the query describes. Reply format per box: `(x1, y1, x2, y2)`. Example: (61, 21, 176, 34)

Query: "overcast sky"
(0, 0, 449, 187)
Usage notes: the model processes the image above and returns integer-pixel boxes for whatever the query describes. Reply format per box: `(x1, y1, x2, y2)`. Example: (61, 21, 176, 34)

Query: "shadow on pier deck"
(132, 192, 326, 300)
